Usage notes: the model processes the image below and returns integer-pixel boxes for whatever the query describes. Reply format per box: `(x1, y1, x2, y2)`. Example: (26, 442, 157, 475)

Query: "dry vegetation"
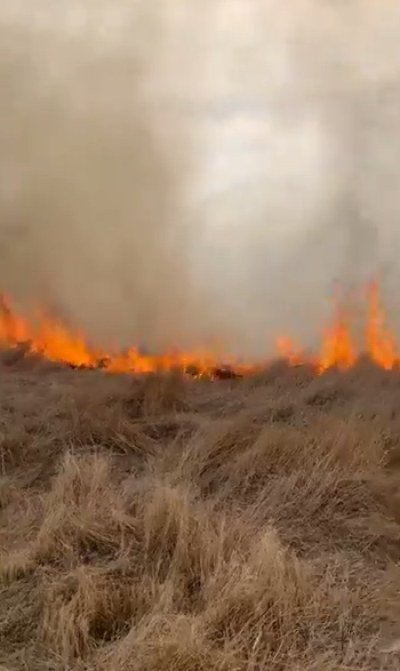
(1, 353, 400, 670)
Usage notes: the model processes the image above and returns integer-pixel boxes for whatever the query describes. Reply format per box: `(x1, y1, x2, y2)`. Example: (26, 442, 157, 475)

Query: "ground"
(1, 353, 400, 670)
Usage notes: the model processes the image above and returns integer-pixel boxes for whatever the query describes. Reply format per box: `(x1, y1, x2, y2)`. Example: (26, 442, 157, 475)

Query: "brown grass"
(1, 355, 400, 669)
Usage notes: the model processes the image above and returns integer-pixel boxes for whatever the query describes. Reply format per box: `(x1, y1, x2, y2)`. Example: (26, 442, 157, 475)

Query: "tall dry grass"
(1, 360, 400, 669)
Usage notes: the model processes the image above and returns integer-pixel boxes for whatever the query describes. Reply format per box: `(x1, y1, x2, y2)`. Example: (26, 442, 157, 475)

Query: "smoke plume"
(1, 1, 400, 357)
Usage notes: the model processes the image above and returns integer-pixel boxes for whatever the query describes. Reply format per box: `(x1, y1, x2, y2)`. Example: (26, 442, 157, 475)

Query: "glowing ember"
(0, 281, 398, 376)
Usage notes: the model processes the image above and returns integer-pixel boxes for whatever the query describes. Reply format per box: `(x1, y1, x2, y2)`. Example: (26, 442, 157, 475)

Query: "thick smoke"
(0, 1, 400, 357)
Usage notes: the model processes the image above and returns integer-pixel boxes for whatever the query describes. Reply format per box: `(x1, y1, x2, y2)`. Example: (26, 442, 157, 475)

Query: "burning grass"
(1, 357, 400, 670)
(0, 280, 399, 377)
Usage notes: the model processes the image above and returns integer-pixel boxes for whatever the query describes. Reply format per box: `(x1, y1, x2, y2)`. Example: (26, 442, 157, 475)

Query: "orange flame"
(364, 281, 397, 370)
(0, 281, 397, 376)
(318, 288, 357, 372)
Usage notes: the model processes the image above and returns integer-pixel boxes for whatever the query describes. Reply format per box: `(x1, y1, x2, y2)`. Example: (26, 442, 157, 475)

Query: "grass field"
(1, 353, 400, 670)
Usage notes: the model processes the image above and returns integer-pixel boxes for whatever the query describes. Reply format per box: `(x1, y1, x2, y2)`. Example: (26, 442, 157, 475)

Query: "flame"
(318, 289, 357, 372)
(364, 281, 397, 370)
(0, 280, 397, 376)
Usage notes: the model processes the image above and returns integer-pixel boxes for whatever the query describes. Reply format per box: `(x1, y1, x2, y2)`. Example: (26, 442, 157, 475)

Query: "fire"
(0, 280, 398, 376)
(364, 281, 397, 370)
(318, 289, 357, 372)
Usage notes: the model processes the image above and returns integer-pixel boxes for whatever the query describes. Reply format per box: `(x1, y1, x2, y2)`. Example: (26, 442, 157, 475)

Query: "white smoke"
(1, 1, 400, 357)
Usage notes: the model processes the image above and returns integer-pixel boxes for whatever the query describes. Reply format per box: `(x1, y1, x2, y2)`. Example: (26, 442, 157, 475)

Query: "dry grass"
(1, 355, 400, 669)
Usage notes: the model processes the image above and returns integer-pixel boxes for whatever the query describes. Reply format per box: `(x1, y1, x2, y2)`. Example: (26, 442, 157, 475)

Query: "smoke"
(0, 1, 400, 357)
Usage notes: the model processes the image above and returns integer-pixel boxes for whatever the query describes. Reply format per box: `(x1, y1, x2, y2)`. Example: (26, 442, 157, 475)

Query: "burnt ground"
(1, 352, 400, 670)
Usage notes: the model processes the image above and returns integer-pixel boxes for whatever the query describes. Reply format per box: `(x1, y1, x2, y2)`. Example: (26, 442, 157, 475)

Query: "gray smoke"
(1, 1, 400, 358)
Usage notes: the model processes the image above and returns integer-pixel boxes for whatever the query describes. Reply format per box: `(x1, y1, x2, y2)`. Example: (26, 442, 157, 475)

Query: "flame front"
(0, 281, 398, 375)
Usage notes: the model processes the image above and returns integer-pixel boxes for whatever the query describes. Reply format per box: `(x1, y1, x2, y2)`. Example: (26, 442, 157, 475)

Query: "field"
(1, 353, 400, 670)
